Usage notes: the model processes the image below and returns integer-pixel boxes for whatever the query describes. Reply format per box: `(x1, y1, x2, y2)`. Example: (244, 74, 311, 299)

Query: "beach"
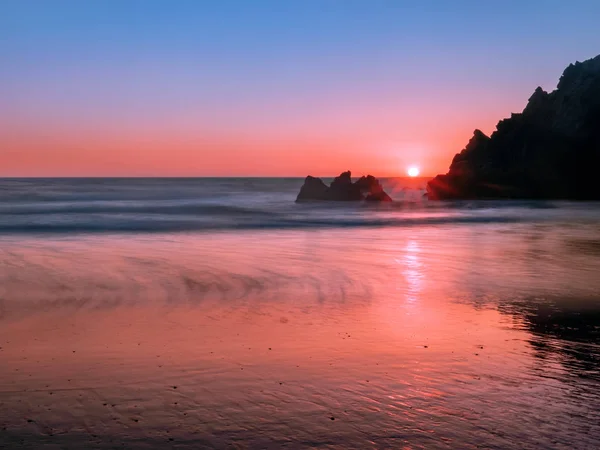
(1, 178, 599, 448)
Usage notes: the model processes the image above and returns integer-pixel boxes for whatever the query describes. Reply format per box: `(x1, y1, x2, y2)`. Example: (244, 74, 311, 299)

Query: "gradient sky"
(1, 0, 599, 177)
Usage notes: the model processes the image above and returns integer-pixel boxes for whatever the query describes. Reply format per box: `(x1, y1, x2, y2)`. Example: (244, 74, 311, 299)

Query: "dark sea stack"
(365, 191, 392, 202)
(328, 171, 364, 201)
(427, 54, 600, 200)
(295, 176, 329, 201)
(358, 175, 393, 202)
(295, 171, 392, 202)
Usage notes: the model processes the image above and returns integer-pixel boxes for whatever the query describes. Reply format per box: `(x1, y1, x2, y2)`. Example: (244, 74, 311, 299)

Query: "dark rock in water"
(296, 176, 329, 201)
(328, 171, 363, 201)
(365, 191, 392, 202)
(354, 175, 382, 193)
(296, 171, 392, 202)
(358, 175, 392, 201)
(427, 54, 600, 200)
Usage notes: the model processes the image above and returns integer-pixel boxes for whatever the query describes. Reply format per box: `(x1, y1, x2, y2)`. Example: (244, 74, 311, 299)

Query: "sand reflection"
(1, 226, 599, 448)
(399, 239, 424, 305)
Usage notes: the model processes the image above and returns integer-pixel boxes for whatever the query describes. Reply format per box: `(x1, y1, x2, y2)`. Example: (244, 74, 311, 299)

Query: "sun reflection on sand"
(0, 226, 599, 448)
(400, 239, 424, 305)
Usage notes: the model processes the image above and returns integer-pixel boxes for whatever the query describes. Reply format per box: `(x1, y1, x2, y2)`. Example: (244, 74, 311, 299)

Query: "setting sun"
(407, 166, 420, 177)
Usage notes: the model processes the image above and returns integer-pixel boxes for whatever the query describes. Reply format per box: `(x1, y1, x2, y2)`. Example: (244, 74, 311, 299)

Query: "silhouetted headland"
(427, 54, 600, 200)
(296, 171, 392, 202)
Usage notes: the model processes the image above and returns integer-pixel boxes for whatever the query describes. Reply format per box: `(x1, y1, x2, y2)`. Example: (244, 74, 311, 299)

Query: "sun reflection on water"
(398, 239, 424, 306)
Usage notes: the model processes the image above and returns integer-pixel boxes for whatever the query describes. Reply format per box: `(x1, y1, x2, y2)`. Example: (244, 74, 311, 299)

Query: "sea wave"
(0, 178, 598, 235)
(0, 214, 526, 234)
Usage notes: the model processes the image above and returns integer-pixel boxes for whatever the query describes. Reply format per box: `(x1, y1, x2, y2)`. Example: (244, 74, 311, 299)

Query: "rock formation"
(296, 171, 392, 202)
(427, 54, 600, 200)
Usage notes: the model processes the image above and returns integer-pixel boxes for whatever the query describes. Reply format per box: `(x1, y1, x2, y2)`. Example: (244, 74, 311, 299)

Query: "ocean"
(0, 177, 599, 449)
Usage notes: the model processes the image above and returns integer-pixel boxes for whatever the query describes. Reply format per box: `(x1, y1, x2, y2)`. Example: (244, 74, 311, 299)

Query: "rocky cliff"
(427, 55, 600, 200)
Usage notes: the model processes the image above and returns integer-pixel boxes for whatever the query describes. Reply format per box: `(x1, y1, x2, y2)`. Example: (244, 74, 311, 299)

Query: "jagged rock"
(355, 175, 381, 192)
(357, 175, 392, 201)
(365, 191, 392, 202)
(296, 171, 392, 202)
(328, 171, 363, 200)
(296, 176, 329, 201)
(427, 54, 600, 200)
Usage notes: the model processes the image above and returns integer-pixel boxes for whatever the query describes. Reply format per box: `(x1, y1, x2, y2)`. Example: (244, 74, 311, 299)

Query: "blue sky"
(1, 0, 599, 175)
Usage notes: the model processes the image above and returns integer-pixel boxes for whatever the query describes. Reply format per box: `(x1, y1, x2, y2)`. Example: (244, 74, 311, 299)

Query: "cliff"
(427, 55, 600, 200)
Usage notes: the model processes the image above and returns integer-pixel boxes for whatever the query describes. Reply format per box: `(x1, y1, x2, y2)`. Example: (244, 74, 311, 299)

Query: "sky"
(1, 0, 599, 177)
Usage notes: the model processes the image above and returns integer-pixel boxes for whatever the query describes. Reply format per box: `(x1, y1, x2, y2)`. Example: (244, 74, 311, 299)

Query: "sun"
(407, 166, 420, 177)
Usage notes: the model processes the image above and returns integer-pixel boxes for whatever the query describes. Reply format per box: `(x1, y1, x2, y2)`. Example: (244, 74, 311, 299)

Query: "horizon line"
(0, 175, 434, 179)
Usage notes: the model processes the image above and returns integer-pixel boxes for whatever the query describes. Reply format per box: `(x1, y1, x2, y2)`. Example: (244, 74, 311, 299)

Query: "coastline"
(1, 225, 599, 448)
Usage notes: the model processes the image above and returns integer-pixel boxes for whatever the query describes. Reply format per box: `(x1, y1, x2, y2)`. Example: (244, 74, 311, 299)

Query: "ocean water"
(0, 178, 599, 449)
(0, 177, 571, 233)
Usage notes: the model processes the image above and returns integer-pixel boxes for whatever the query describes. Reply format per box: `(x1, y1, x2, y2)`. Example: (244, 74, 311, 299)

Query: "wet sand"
(1, 225, 600, 448)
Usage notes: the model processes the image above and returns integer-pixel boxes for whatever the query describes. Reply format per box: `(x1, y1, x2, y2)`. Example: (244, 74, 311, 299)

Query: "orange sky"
(0, 92, 530, 177)
(3, 1, 598, 177)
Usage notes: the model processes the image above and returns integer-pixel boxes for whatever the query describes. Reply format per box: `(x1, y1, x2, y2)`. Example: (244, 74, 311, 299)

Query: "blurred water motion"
(0, 178, 599, 448)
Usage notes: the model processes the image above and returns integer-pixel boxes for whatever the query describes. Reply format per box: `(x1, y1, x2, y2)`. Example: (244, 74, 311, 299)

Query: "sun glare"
(407, 166, 420, 177)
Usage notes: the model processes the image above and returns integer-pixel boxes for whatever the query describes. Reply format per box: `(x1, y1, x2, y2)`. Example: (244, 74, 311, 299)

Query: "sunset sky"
(2, 0, 599, 177)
